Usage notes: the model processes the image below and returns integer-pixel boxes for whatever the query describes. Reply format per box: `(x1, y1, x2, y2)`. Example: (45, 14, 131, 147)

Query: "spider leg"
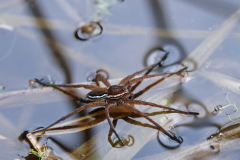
(51, 86, 80, 100)
(108, 119, 119, 146)
(34, 78, 99, 90)
(121, 104, 183, 143)
(119, 58, 167, 85)
(35, 79, 97, 103)
(125, 67, 187, 89)
(130, 51, 169, 92)
(95, 74, 111, 87)
(127, 99, 199, 115)
(31, 101, 105, 134)
(105, 104, 125, 146)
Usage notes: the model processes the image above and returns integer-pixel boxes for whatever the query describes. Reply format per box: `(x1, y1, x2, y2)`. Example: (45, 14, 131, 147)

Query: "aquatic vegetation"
(214, 94, 239, 122)
(28, 147, 49, 160)
(16, 145, 49, 160)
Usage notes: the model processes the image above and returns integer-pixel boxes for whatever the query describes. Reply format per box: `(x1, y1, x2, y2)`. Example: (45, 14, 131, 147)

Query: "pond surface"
(0, 0, 240, 159)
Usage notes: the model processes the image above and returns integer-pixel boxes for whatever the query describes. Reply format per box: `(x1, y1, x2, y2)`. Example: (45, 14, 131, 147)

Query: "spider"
(32, 60, 199, 145)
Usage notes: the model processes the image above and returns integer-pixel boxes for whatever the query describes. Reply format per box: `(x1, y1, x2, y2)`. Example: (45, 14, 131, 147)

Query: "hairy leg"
(129, 51, 169, 92)
(95, 74, 111, 87)
(31, 101, 105, 133)
(105, 104, 125, 145)
(35, 79, 97, 103)
(121, 103, 183, 143)
(127, 99, 199, 115)
(46, 85, 95, 103)
(119, 56, 169, 85)
(35, 78, 99, 90)
(108, 119, 119, 147)
(125, 67, 187, 88)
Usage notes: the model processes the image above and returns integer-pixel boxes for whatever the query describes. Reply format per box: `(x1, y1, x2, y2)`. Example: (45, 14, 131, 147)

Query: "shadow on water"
(23, 0, 94, 155)
(171, 88, 222, 131)
(144, 0, 187, 68)
(25, 0, 72, 84)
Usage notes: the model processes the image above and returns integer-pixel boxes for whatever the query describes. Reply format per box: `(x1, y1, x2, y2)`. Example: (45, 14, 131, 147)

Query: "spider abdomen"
(87, 88, 108, 99)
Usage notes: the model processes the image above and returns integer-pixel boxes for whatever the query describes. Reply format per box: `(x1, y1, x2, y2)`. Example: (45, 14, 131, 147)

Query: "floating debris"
(207, 118, 240, 140)
(29, 80, 38, 88)
(0, 84, 5, 90)
(29, 76, 55, 89)
(47, 75, 55, 85)
(29, 80, 35, 85)
(75, 0, 123, 41)
(25, 132, 62, 160)
(94, 0, 124, 16)
(75, 21, 103, 41)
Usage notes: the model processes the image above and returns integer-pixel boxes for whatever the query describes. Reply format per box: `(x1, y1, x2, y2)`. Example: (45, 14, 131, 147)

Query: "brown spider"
(32, 61, 199, 145)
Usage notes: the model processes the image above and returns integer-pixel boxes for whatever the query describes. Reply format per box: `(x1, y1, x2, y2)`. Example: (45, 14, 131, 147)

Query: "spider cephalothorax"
(107, 85, 128, 99)
(33, 60, 199, 145)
